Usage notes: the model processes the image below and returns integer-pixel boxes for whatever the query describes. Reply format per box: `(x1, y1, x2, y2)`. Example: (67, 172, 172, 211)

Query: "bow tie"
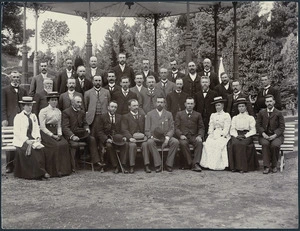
(12, 86, 19, 89)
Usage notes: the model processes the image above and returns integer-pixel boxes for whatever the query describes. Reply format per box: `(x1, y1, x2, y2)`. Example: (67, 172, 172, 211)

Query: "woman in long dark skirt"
(39, 92, 72, 177)
(12, 97, 49, 180)
(228, 98, 259, 173)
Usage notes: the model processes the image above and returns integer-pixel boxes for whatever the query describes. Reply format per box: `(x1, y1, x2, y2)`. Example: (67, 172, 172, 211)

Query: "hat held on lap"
(153, 127, 165, 142)
(112, 134, 126, 146)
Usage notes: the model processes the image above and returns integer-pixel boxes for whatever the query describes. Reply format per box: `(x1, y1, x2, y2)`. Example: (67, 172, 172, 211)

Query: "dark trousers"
(90, 114, 104, 162)
(259, 137, 283, 168)
(179, 136, 203, 166)
(81, 135, 101, 164)
(128, 142, 149, 167)
(106, 142, 128, 168)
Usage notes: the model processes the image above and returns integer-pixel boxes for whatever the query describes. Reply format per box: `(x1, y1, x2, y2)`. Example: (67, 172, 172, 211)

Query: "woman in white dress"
(200, 96, 231, 170)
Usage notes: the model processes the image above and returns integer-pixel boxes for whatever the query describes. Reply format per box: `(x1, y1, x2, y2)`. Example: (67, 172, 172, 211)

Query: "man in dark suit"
(167, 59, 185, 83)
(112, 53, 135, 86)
(111, 76, 138, 115)
(74, 66, 93, 95)
(130, 73, 147, 108)
(58, 78, 84, 111)
(175, 97, 205, 172)
(121, 99, 151, 173)
(252, 75, 282, 114)
(198, 58, 219, 90)
(226, 80, 254, 117)
(166, 78, 188, 119)
(140, 76, 164, 114)
(145, 97, 179, 172)
(98, 101, 128, 173)
(195, 77, 218, 136)
(141, 58, 159, 86)
(256, 95, 285, 174)
(214, 72, 233, 106)
(156, 67, 176, 98)
(103, 70, 121, 98)
(62, 96, 104, 171)
(33, 78, 53, 115)
(29, 61, 56, 96)
(56, 57, 76, 94)
(2, 71, 27, 173)
(85, 56, 107, 86)
(182, 61, 202, 99)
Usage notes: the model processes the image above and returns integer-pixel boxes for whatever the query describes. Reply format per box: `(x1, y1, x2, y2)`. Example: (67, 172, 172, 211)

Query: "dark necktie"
(267, 112, 272, 134)
(187, 113, 192, 118)
(263, 88, 268, 96)
(111, 115, 115, 124)
(25, 113, 34, 140)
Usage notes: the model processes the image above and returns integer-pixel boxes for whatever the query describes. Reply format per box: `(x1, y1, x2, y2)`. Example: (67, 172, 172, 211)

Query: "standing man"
(130, 73, 147, 108)
(195, 77, 218, 136)
(74, 66, 93, 95)
(121, 99, 151, 173)
(156, 67, 176, 98)
(62, 96, 104, 171)
(56, 57, 76, 94)
(111, 76, 138, 115)
(58, 78, 84, 111)
(166, 78, 188, 119)
(226, 80, 254, 117)
(140, 76, 164, 114)
(112, 53, 135, 86)
(214, 72, 233, 104)
(145, 97, 179, 172)
(141, 58, 159, 85)
(167, 59, 185, 83)
(175, 97, 205, 172)
(252, 75, 282, 114)
(103, 70, 121, 97)
(2, 71, 28, 173)
(29, 60, 56, 96)
(256, 95, 285, 174)
(198, 58, 219, 90)
(32, 78, 54, 115)
(98, 101, 128, 173)
(182, 61, 202, 99)
(85, 56, 107, 85)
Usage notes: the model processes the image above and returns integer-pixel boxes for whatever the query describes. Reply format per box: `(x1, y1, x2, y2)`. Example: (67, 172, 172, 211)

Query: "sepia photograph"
(1, 1, 298, 229)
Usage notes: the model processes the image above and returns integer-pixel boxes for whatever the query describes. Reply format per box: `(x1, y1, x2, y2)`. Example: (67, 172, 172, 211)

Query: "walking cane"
(115, 151, 125, 174)
(161, 143, 164, 172)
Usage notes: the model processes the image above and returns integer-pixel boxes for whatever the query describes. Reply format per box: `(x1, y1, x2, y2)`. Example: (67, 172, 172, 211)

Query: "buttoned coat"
(182, 74, 202, 99)
(256, 108, 285, 143)
(104, 84, 121, 98)
(111, 90, 138, 115)
(2, 85, 27, 125)
(167, 71, 185, 83)
(226, 92, 254, 117)
(214, 83, 233, 102)
(74, 78, 93, 95)
(85, 67, 107, 85)
(121, 109, 146, 140)
(140, 87, 165, 114)
(145, 109, 174, 138)
(130, 85, 147, 108)
(29, 73, 56, 96)
(98, 113, 123, 143)
(255, 86, 282, 113)
(166, 90, 188, 119)
(58, 91, 83, 111)
(175, 110, 205, 139)
(112, 64, 135, 86)
(198, 70, 220, 90)
(32, 89, 48, 115)
(56, 69, 76, 94)
(84, 87, 110, 125)
(155, 80, 176, 98)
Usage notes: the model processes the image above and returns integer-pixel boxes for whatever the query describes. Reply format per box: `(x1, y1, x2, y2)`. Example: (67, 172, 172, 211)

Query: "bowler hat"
(46, 91, 60, 99)
(211, 96, 226, 105)
(19, 96, 36, 104)
(153, 127, 165, 142)
(74, 128, 89, 140)
(112, 134, 126, 146)
(233, 97, 248, 106)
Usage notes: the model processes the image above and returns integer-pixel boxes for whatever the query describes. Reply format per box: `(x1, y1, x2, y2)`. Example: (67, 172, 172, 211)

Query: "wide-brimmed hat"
(234, 97, 248, 105)
(133, 132, 147, 142)
(112, 134, 126, 146)
(19, 96, 36, 104)
(211, 96, 226, 105)
(46, 91, 60, 99)
(153, 127, 165, 142)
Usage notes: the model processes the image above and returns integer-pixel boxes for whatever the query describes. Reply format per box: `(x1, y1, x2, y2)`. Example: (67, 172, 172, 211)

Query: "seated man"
(121, 99, 150, 174)
(175, 97, 205, 172)
(62, 96, 104, 172)
(256, 94, 285, 174)
(98, 101, 128, 173)
(145, 97, 179, 172)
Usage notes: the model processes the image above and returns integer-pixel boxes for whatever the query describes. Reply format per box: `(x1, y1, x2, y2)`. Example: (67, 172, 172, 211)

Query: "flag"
(218, 57, 225, 83)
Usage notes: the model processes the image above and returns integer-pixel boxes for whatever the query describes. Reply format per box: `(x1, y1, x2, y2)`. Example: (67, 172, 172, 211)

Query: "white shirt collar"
(143, 70, 149, 75)
(175, 90, 182, 93)
(234, 91, 241, 96)
(41, 73, 47, 78)
(172, 70, 178, 74)
(122, 89, 129, 94)
(156, 109, 163, 115)
(130, 111, 138, 116)
(119, 64, 125, 70)
(264, 85, 271, 90)
(267, 107, 275, 113)
(136, 85, 142, 91)
(223, 82, 230, 89)
(68, 90, 75, 94)
(66, 69, 73, 73)
(108, 83, 115, 87)
(161, 79, 168, 83)
(186, 110, 193, 115)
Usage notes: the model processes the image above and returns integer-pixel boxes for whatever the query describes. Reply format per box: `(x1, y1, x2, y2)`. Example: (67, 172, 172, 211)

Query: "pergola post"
(85, 2, 93, 67)
(213, 4, 219, 75)
(185, 1, 192, 68)
(233, 2, 239, 80)
(22, 3, 28, 84)
(33, 3, 39, 77)
(153, 14, 158, 74)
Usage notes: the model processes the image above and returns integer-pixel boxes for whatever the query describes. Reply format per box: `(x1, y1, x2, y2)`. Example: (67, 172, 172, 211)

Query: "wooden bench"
(1, 126, 16, 152)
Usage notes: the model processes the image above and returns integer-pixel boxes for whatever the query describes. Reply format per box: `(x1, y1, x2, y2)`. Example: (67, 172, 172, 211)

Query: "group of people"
(2, 53, 285, 180)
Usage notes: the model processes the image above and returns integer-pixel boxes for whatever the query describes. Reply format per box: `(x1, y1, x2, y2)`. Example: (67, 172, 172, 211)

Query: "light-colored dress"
(200, 110, 231, 170)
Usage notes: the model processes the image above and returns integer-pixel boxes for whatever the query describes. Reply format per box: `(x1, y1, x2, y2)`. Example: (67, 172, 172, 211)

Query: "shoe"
(122, 166, 129, 174)
(44, 173, 50, 179)
(72, 169, 76, 173)
(100, 167, 104, 173)
(129, 167, 134, 174)
(155, 166, 162, 173)
(114, 167, 119, 174)
(239, 170, 244, 174)
(263, 167, 270, 174)
(231, 169, 236, 172)
(272, 167, 277, 173)
(96, 162, 106, 167)
(191, 164, 202, 172)
(145, 165, 151, 173)
(5, 168, 12, 174)
(165, 166, 173, 172)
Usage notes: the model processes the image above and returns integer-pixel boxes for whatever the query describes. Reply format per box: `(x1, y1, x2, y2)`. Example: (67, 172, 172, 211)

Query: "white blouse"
(39, 105, 62, 136)
(208, 110, 231, 137)
(230, 112, 256, 138)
